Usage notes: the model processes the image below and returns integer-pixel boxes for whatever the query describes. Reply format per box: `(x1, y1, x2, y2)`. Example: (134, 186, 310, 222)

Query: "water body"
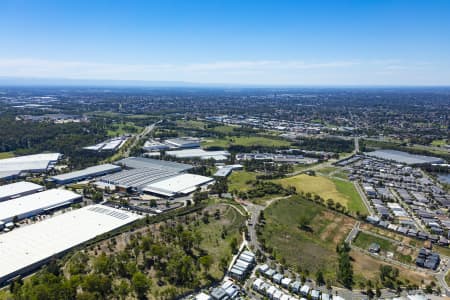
(437, 173, 450, 184)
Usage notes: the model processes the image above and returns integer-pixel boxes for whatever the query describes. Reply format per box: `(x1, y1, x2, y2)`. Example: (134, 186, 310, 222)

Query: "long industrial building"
(166, 149, 230, 161)
(366, 150, 445, 165)
(0, 153, 61, 180)
(143, 174, 214, 197)
(0, 204, 141, 285)
(50, 164, 121, 184)
(0, 189, 82, 223)
(99, 157, 194, 191)
(100, 168, 179, 191)
(99, 157, 214, 197)
(0, 181, 44, 202)
(165, 137, 201, 149)
(116, 157, 192, 172)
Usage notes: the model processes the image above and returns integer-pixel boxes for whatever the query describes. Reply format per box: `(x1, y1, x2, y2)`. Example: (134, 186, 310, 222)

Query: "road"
(354, 181, 375, 216)
(354, 136, 360, 153)
(123, 121, 159, 157)
(389, 187, 427, 232)
(345, 221, 360, 244)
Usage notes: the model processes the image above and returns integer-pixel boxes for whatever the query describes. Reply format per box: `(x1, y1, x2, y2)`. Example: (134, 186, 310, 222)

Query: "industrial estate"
(1, 1, 450, 298)
(0, 85, 448, 300)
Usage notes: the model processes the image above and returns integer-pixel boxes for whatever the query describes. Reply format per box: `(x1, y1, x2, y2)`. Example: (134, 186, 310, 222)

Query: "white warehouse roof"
(0, 153, 61, 175)
(0, 189, 82, 223)
(143, 173, 214, 197)
(0, 204, 141, 284)
(166, 149, 230, 160)
(0, 181, 44, 202)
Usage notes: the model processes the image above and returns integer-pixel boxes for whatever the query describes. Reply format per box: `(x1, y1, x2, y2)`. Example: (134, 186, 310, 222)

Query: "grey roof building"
(51, 164, 121, 184)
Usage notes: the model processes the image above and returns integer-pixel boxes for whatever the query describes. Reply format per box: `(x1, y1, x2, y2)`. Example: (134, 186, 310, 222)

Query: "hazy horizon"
(1, 0, 450, 85)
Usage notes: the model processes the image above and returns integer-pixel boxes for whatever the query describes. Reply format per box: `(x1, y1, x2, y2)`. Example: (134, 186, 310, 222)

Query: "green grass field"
(210, 125, 235, 134)
(107, 122, 142, 137)
(0, 151, 14, 159)
(332, 179, 367, 214)
(333, 170, 349, 180)
(228, 171, 258, 192)
(202, 135, 291, 149)
(431, 139, 447, 147)
(316, 166, 338, 175)
(354, 231, 395, 252)
(261, 196, 356, 281)
(176, 120, 206, 130)
(274, 174, 367, 215)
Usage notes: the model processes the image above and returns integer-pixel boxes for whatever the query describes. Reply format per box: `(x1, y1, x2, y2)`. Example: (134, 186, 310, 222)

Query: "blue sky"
(1, 0, 450, 85)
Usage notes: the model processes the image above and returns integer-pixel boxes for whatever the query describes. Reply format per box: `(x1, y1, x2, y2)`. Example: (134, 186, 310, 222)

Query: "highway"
(123, 121, 160, 158)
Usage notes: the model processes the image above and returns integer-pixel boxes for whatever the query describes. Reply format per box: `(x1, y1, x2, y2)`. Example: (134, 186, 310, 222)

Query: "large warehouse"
(50, 164, 121, 184)
(0, 181, 44, 202)
(99, 168, 179, 191)
(0, 153, 61, 180)
(0, 204, 141, 285)
(366, 150, 445, 165)
(143, 174, 214, 197)
(100, 157, 214, 196)
(0, 189, 82, 223)
(166, 149, 230, 161)
(116, 157, 192, 172)
(165, 137, 201, 149)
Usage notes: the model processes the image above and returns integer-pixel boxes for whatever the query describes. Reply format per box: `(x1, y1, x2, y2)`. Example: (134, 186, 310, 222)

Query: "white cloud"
(0, 57, 445, 85)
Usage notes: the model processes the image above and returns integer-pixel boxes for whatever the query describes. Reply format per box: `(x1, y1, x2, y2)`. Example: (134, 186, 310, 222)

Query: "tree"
(327, 198, 335, 209)
(316, 270, 325, 286)
(230, 237, 239, 254)
(219, 256, 229, 271)
(114, 280, 130, 300)
(336, 243, 353, 289)
(366, 288, 374, 299)
(375, 287, 381, 298)
(199, 255, 214, 275)
(132, 271, 150, 300)
(94, 253, 112, 274)
(92, 191, 103, 203)
(82, 273, 112, 298)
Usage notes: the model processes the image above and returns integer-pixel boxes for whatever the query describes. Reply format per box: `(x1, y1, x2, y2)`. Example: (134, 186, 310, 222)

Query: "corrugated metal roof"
(0, 205, 141, 284)
(51, 164, 121, 182)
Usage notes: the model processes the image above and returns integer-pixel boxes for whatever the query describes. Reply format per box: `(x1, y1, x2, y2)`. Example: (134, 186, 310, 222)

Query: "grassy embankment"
(0, 152, 14, 159)
(261, 197, 433, 287)
(202, 136, 291, 149)
(274, 174, 367, 215)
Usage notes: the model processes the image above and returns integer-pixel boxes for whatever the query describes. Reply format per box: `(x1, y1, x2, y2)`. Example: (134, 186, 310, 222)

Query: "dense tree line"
(336, 242, 353, 289)
(292, 137, 354, 153)
(8, 206, 241, 300)
(236, 180, 296, 199)
(0, 116, 111, 168)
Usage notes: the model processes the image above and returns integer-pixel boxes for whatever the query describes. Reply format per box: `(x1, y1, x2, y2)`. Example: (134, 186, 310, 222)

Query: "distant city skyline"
(1, 0, 450, 85)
